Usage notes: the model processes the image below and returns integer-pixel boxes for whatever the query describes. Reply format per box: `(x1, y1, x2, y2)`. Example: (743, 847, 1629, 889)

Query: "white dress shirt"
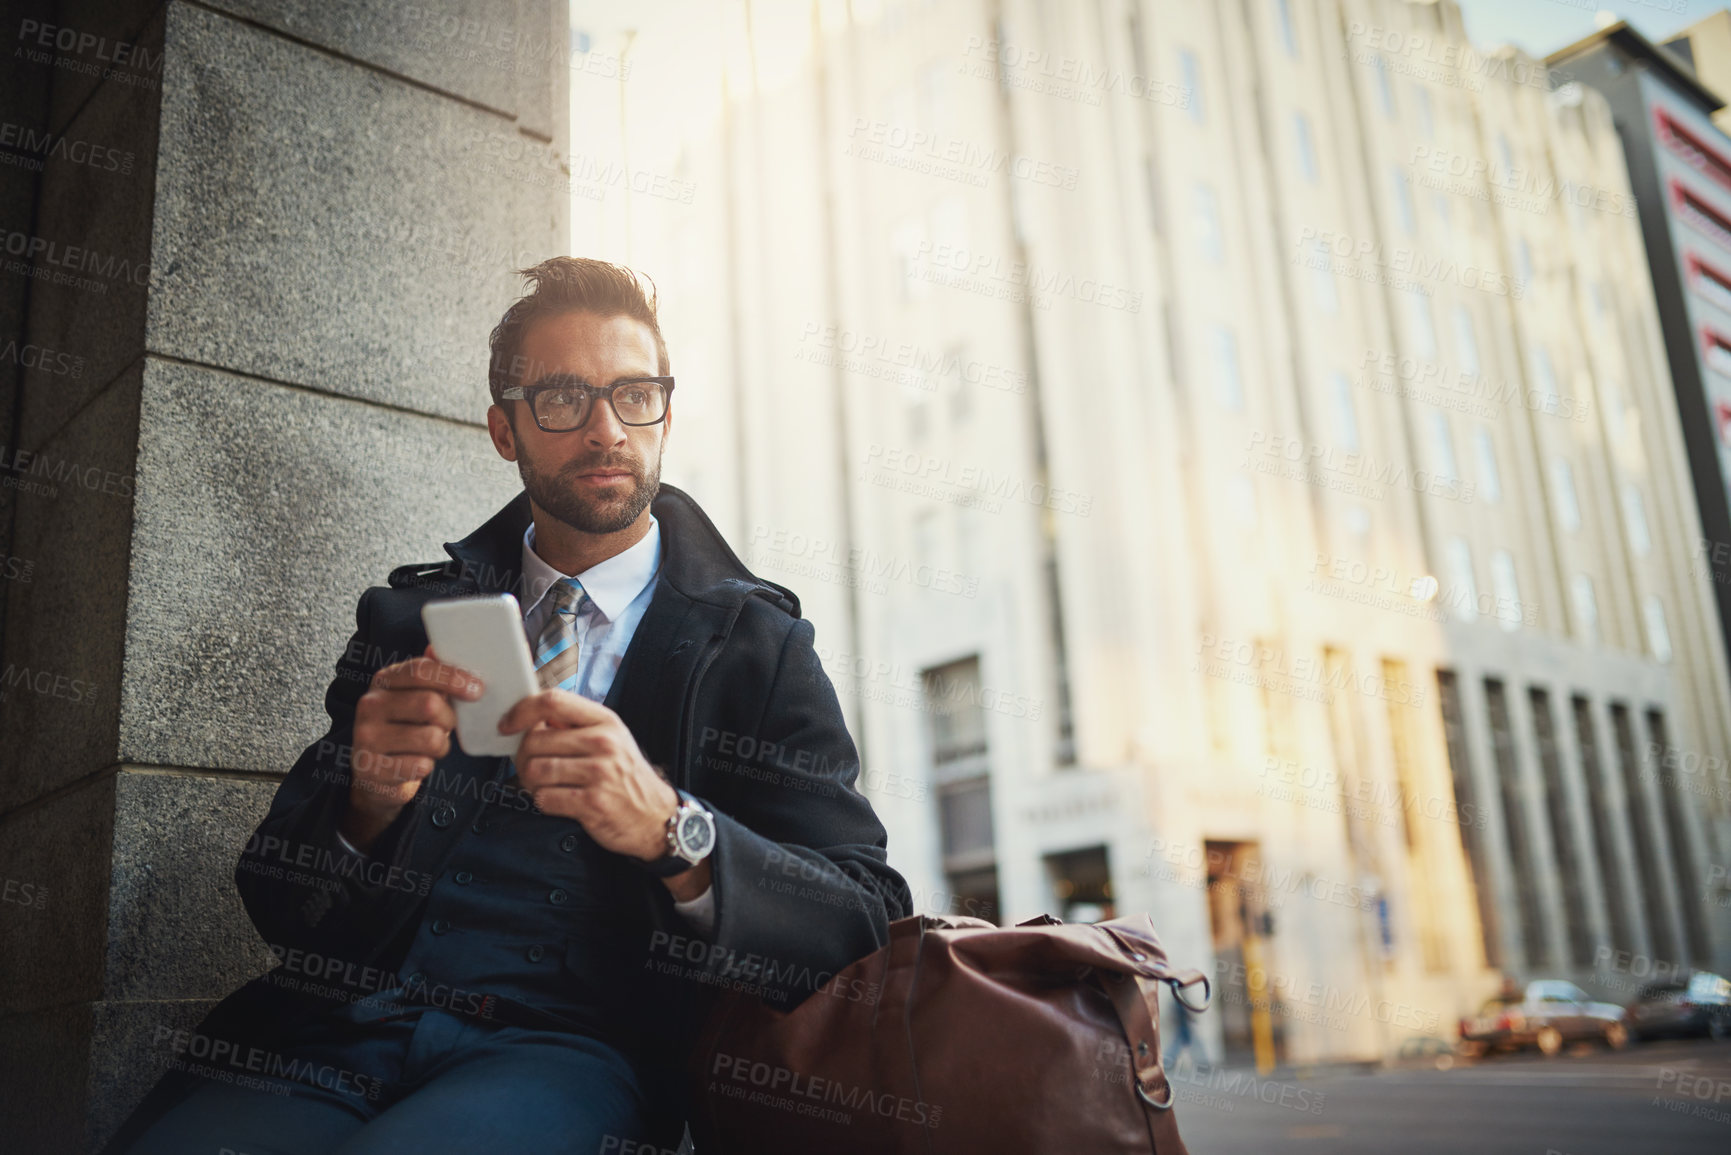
(338, 512, 717, 935)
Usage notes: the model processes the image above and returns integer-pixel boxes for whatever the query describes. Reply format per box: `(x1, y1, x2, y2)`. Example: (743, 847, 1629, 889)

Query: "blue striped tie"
(533, 578, 588, 693)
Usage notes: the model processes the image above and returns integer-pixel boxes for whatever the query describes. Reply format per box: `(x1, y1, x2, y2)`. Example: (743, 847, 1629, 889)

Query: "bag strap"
(1102, 971, 1194, 1155)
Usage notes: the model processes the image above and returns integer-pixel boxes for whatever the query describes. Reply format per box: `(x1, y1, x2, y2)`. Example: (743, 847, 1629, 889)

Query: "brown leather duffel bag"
(687, 912, 1211, 1154)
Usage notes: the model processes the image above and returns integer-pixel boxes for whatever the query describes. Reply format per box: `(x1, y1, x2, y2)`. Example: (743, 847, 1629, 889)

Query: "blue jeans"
(124, 1004, 654, 1155)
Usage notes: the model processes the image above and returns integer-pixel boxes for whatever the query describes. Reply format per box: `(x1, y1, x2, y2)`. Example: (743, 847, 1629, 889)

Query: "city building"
(571, 0, 1731, 1065)
(1552, 18, 1731, 788)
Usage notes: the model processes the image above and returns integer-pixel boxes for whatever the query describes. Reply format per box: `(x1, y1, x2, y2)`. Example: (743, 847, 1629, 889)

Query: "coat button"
(527, 944, 546, 963)
(454, 871, 473, 885)
(560, 834, 578, 852)
(431, 919, 451, 935)
(404, 971, 425, 988)
(431, 806, 453, 829)
(549, 888, 569, 906)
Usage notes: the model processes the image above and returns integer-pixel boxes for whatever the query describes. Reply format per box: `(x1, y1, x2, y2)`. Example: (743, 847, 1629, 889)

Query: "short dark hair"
(487, 257, 670, 405)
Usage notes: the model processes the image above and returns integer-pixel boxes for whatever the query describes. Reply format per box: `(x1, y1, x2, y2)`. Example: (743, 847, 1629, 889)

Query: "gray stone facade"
(0, 3, 569, 1150)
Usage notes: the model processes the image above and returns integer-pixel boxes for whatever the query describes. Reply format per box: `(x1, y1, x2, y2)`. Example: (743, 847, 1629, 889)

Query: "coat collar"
(441, 482, 800, 619)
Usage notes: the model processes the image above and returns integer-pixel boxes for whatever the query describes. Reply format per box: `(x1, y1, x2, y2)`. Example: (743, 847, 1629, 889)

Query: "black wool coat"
(103, 482, 912, 1151)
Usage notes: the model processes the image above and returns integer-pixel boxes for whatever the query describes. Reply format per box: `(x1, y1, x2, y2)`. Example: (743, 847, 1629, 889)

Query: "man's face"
(487, 310, 670, 535)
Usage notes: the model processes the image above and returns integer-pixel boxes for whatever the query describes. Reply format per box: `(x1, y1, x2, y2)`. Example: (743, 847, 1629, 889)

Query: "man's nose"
(580, 398, 628, 445)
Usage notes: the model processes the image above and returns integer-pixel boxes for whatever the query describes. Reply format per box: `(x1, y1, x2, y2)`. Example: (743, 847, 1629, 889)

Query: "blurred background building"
(569, 0, 1731, 1067)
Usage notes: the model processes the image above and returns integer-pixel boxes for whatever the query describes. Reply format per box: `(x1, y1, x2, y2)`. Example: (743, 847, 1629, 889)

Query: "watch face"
(676, 808, 715, 858)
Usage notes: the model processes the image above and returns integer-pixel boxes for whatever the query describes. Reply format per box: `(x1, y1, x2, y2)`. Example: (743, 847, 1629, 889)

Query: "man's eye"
(549, 388, 577, 405)
(619, 387, 647, 405)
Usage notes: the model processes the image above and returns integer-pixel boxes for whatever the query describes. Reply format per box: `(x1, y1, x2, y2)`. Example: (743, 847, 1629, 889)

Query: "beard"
(516, 441, 661, 535)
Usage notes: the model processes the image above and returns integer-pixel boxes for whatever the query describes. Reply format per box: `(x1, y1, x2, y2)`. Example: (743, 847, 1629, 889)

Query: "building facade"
(572, 0, 1731, 1065)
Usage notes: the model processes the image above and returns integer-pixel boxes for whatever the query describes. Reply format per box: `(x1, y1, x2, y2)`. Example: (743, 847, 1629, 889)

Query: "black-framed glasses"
(500, 375, 674, 432)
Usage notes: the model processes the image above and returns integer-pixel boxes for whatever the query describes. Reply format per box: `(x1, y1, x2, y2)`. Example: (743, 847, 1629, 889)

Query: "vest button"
(471, 818, 485, 834)
(431, 806, 454, 829)
(560, 834, 578, 852)
(431, 919, 451, 935)
(454, 871, 473, 885)
(549, 888, 569, 906)
(527, 944, 547, 963)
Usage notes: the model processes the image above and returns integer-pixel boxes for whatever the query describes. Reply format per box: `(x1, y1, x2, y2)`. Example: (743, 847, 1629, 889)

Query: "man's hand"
(501, 690, 710, 899)
(341, 646, 482, 853)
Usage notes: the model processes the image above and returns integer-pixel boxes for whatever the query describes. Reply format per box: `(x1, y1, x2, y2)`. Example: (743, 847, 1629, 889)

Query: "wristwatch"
(640, 789, 717, 877)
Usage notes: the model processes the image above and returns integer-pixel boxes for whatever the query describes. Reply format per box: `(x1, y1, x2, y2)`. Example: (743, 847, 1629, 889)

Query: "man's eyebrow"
(523, 371, 656, 388)
(526, 370, 591, 389)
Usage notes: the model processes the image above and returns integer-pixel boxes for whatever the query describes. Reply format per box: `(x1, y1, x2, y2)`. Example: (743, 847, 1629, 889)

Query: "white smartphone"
(420, 594, 541, 757)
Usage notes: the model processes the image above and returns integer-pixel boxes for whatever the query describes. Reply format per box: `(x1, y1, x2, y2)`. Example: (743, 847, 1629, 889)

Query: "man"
(111, 258, 912, 1154)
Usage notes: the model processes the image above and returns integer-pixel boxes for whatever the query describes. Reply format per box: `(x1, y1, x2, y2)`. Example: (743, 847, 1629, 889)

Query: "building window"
(1275, 0, 1298, 58)
(1427, 411, 1458, 482)
(1642, 594, 1673, 662)
(1192, 181, 1223, 263)
(1515, 237, 1534, 287)
(1260, 638, 1297, 759)
(1309, 239, 1338, 312)
(1386, 658, 1448, 972)
(1180, 48, 1204, 124)
(1373, 56, 1395, 118)
(1437, 670, 1500, 967)
(1472, 427, 1501, 503)
(924, 655, 1000, 923)
(1645, 708, 1711, 963)
(893, 218, 928, 302)
(1486, 678, 1552, 969)
(1444, 537, 1477, 623)
(1294, 111, 1318, 182)
(1528, 346, 1558, 404)
(1404, 289, 1436, 359)
(1530, 687, 1595, 966)
(1044, 846, 1115, 923)
(1570, 574, 1599, 645)
(1689, 257, 1731, 314)
(1415, 86, 1434, 138)
(1227, 473, 1258, 527)
(1708, 332, 1731, 378)
(925, 656, 988, 765)
(1611, 703, 1677, 958)
(946, 344, 970, 424)
(1451, 305, 1479, 376)
(1573, 696, 1634, 953)
(1209, 324, 1244, 410)
(1622, 484, 1652, 556)
(1330, 371, 1359, 451)
(1490, 549, 1522, 632)
(1551, 458, 1581, 532)
(907, 393, 929, 441)
(1391, 165, 1415, 233)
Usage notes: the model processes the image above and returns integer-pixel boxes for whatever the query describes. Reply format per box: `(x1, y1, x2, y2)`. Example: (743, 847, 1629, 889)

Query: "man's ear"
(487, 403, 518, 462)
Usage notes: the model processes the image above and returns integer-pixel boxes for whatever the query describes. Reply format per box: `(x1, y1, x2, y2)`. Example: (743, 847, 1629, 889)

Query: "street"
(1176, 1037, 1731, 1154)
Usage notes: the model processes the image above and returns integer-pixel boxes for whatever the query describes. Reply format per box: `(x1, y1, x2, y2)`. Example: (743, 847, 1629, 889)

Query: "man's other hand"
(500, 690, 681, 864)
(341, 646, 482, 852)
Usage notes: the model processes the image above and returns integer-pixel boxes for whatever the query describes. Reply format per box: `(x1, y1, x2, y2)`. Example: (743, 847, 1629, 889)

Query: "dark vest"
(356, 674, 655, 1063)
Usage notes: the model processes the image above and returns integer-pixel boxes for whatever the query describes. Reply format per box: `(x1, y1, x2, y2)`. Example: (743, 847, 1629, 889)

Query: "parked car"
(1395, 1034, 1458, 1070)
(1458, 980, 1627, 1058)
(1623, 971, 1731, 1041)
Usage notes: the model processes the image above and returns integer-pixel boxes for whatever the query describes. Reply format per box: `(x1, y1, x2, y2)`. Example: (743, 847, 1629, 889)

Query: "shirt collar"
(520, 514, 662, 623)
